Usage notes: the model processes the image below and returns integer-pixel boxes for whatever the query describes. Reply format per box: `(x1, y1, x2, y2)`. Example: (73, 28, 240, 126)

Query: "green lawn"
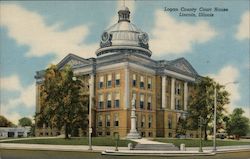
(153, 138, 250, 147)
(1, 137, 136, 147)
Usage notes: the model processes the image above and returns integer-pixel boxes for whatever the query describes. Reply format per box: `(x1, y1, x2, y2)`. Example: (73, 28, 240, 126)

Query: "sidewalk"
(0, 143, 128, 152)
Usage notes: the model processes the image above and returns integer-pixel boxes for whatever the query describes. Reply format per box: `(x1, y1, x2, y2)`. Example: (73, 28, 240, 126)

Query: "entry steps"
(133, 143, 179, 151)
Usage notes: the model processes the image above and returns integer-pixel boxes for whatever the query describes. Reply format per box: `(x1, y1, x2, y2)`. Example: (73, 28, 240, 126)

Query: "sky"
(0, 0, 249, 124)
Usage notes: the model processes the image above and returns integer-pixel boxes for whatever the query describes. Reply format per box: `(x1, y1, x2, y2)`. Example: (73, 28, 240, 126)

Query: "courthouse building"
(35, 6, 199, 138)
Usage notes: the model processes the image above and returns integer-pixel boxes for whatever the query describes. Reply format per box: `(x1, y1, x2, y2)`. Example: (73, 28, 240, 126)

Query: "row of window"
(97, 114, 153, 129)
(97, 114, 119, 127)
(98, 74, 153, 90)
(132, 74, 152, 89)
(97, 131, 153, 137)
(98, 93, 120, 109)
(97, 92, 153, 110)
(98, 74, 121, 88)
(132, 93, 153, 110)
(136, 115, 153, 128)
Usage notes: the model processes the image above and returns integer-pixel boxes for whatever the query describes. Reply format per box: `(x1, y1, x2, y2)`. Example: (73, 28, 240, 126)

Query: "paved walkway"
(0, 143, 128, 152)
(130, 138, 166, 144)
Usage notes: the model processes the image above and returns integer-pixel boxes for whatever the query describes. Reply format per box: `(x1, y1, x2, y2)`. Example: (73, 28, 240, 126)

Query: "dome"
(96, 6, 152, 57)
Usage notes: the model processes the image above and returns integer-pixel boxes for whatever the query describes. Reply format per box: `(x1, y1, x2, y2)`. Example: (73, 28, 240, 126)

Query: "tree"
(0, 115, 15, 127)
(36, 65, 88, 139)
(188, 77, 230, 140)
(225, 108, 249, 139)
(18, 117, 32, 127)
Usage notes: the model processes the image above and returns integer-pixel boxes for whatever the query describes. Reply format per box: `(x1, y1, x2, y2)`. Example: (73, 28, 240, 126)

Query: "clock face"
(101, 32, 110, 43)
(139, 33, 149, 44)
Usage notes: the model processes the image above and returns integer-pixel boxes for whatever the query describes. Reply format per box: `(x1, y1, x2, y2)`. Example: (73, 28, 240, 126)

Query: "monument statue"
(126, 95, 141, 139)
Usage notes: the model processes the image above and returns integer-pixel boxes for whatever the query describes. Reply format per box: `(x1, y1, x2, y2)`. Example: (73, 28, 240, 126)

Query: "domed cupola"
(95, 6, 152, 57)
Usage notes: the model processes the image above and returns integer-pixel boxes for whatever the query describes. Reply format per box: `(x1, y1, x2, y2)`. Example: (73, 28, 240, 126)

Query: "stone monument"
(126, 95, 141, 139)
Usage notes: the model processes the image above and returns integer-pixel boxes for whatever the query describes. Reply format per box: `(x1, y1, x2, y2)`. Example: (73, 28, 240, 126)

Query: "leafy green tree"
(226, 108, 249, 139)
(18, 117, 32, 126)
(30, 124, 36, 136)
(36, 65, 88, 139)
(0, 115, 15, 127)
(188, 77, 230, 140)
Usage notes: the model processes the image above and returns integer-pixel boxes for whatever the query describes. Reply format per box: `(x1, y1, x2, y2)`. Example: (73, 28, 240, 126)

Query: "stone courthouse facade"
(35, 6, 199, 138)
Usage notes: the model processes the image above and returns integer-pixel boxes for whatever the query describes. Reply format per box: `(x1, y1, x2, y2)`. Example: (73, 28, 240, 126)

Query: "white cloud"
(0, 75, 35, 124)
(6, 83, 36, 109)
(108, 0, 135, 27)
(150, 10, 217, 56)
(0, 75, 22, 91)
(209, 65, 240, 114)
(235, 11, 250, 40)
(0, 4, 98, 63)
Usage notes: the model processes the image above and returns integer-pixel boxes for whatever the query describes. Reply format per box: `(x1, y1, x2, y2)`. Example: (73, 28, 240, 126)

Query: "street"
(1, 149, 250, 159)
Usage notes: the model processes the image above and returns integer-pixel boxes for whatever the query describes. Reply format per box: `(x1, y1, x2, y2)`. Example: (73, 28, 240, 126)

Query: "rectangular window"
(98, 132, 103, 136)
(175, 83, 181, 95)
(107, 74, 112, 87)
(98, 115, 102, 127)
(168, 115, 172, 129)
(99, 76, 104, 88)
(141, 115, 145, 128)
(169, 133, 172, 137)
(148, 132, 152, 137)
(148, 115, 152, 128)
(114, 114, 119, 127)
(140, 94, 144, 109)
(115, 73, 120, 86)
(132, 74, 136, 87)
(148, 78, 152, 89)
(106, 114, 110, 127)
(115, 92, 120, 108)
(98, 94, 104, 109)
(107, 93, 112, 108)
(147, 96, 152, 110)
(175, 99, 181, 110)
(140, 76, 144, 88)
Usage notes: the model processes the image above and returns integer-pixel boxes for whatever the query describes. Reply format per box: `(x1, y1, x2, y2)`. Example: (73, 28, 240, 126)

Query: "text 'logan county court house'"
(35, 6, 200, 138)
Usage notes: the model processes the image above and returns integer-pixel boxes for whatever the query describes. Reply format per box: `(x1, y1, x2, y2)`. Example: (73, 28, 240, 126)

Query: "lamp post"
(213, 81, 238, 152)
(199, 116, 203, 152)
(213, 87, 217, 152)
(88, 75, 94, 151)
(72, 76, 93, 150)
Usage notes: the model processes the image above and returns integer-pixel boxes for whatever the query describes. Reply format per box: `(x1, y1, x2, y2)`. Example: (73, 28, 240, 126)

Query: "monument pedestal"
(126, 105, 141, 139)
(127, 130, 141, 139)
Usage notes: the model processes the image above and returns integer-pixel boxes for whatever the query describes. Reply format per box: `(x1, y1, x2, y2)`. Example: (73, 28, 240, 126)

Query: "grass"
(153, 138, 250, 147)
(1, 137, 136, 147)
(2, 137, 249, 148)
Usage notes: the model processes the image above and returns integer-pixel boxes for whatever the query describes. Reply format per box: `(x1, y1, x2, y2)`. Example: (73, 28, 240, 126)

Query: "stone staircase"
(133, 143, 179, 151)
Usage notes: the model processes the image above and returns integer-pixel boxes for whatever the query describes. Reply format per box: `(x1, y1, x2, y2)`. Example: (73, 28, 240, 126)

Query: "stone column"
(162, 76, 166, 109)
(124, 65, 129, 109)
(171, 77, 175, 110)
(127, 96, 141, 139)
(184, 82, 188, 111)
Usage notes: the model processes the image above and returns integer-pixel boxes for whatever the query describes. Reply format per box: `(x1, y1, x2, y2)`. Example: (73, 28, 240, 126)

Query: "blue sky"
(0, 0, 249, 124)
